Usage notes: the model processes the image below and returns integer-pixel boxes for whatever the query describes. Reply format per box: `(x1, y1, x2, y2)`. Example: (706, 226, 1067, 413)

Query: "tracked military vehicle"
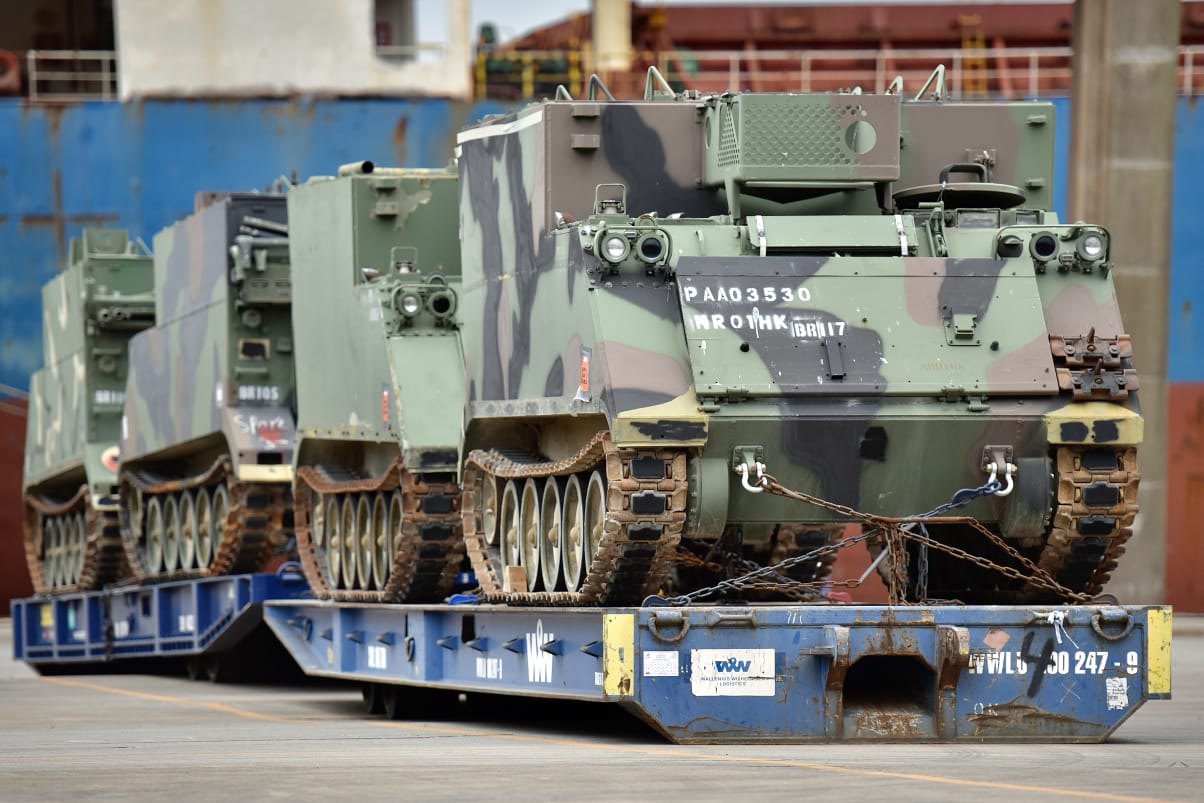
(455, 69, 1140, 605)
(288, 163, 466, 602)
(117, 193, 295, 583)
(22, 229, 156, 594)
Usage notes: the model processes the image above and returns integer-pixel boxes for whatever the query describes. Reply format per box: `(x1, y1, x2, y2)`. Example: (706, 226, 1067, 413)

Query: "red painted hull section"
(1168, 384, 1204, 612)
(827, 526, 889, 604)
(0, 400, 31, 614)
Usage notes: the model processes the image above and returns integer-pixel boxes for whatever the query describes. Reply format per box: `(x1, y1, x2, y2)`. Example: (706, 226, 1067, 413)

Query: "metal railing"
(19, 42, 1204, 102)
(26, 50, 117, 101)
(478, 43, 1204, 100)
(655, 46, 1076, 99)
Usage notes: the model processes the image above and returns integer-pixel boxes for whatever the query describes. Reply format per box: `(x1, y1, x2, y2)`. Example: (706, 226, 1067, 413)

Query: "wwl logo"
(714, 657, 752, 673)
(526, 619, 555, 683)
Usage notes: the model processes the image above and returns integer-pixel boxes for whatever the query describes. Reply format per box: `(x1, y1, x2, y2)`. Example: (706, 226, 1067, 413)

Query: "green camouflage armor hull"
(287, 164, 468, 602)
(118, 194, 296, 583)
(452, 76, 1139, 604)
(22, 229, 155, 593)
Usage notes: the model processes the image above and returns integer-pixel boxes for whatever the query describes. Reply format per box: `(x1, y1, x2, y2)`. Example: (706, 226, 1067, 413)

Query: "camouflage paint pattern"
(23, 229, 155, 506)
(897, 101, 1055, 211)
(455, 88, 1139, 543)
(120, 195, 295, 480)
(456, 102, 706, 452)
(288, 166, 463, 473)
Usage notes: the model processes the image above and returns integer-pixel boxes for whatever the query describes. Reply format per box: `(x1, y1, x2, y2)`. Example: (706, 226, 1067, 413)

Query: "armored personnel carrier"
(288, 163, 466, 602)
(117, 193, 295, 582)
(454, 69, 1140, 605)
(22, 229, 155, 593)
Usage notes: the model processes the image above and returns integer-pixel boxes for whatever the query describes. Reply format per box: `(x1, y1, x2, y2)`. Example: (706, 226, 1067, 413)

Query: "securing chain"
(652, 471, 1092, 606)
(662, 528, 883, 605)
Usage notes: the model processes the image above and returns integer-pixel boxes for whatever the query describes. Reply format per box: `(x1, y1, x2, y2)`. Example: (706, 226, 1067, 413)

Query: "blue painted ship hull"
(0, 97, 506, 389)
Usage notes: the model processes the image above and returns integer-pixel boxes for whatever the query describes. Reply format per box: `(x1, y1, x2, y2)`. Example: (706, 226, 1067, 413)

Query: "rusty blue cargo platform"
(12, 570, 310, 670)
(264, 600, 1172, 743)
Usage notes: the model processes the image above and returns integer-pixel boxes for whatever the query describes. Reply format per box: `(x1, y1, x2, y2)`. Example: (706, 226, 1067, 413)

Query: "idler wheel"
(194, 487, 214, 570)
(583, 470, 606, 575)
(520, 478, 543, 591)
(178, 491, 197, 571)
(339, 495, 356, 590)
(481, 476, 499, 546)
(540, 478, 563, 591)
(371, 493, 390, 590)
(356, 495, 372, 590)
(310, 493, 326, 550)
(45, 518, 62, 589)
(560, 475, 586, 591)
(499, 480, 522, 583)
(73, 513, 87, 582)
(324, 495, 341, 587)
(207, 485, 229, 570)
(162, 495, 180, 573)
(385, 489, 404, 588)
(145, 497, 165, 573)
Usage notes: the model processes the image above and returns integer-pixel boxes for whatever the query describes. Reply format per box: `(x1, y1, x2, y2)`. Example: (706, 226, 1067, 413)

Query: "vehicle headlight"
(601, 233, 629, 263)
(399, 292, 422, 316)
(1078, 233, 1106, 261)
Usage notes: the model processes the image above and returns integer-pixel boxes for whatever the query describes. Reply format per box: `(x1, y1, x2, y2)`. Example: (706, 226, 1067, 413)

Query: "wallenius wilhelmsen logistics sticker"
(690, 649, 775, 696)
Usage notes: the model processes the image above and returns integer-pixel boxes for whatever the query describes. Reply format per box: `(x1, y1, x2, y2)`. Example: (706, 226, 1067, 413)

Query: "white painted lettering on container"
(687, 284, 812, 304)
(791, 319, 847, 340)
(525, 620, 555, 683)
(237, 385, 281, 402)
(967, 650, 1113, 676)
(476, 657, 503, 680)
(689, 311, 790, 334)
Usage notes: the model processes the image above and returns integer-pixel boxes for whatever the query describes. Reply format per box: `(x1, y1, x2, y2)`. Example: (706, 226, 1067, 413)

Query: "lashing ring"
(1091, 611, 1135, 641)
(648, 610, 690, 643)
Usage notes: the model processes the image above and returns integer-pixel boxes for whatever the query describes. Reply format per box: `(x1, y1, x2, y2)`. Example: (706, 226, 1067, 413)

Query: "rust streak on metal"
(850, 709, 927, 739)
(969, 701, 1099, 736)
(17, 170, 119, 266)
